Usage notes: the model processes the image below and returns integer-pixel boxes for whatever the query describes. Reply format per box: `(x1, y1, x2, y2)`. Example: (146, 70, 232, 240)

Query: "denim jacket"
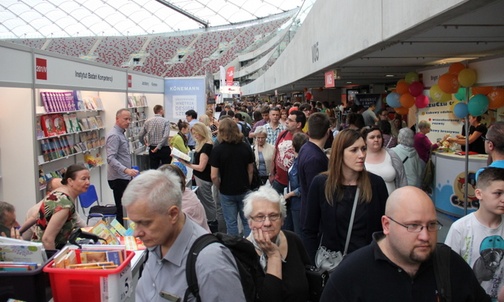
(288, 157, 302, 211)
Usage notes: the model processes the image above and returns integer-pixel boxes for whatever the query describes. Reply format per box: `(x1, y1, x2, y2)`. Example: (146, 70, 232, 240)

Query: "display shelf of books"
(36, 90, 106, 191)
(127, 95, 148, 155)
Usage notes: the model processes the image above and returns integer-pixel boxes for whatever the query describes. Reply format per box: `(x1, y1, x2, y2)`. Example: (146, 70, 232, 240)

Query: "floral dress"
(33, 191, 77, 248)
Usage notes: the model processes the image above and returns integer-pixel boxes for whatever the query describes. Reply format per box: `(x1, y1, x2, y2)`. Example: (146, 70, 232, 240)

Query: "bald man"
(320, 186, 490, 302)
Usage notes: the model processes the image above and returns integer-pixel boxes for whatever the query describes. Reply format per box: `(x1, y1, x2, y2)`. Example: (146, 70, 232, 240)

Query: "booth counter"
(432, 151, 488, 217)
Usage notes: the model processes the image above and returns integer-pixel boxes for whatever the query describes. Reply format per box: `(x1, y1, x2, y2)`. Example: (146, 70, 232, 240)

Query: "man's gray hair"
(0, 201, 14, 226)
(122, 170, 182, 213)
(243, 186, 286, 220)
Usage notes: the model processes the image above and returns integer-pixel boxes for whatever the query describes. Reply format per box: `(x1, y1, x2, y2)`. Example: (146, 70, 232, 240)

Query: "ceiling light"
(385, 74, 394, 77)
(430, 57, 477, 65)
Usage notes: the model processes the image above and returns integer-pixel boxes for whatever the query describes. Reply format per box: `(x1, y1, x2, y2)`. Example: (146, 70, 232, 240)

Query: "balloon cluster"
(386, 63, 504, 118)
(386, 72, 425, 115)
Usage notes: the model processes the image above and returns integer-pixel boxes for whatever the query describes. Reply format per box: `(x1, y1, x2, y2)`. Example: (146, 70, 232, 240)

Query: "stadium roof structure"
(0, 0, 303, 39)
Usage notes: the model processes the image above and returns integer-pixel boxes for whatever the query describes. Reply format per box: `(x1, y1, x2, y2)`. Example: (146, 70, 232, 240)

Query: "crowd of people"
(1, 99, 502, 301)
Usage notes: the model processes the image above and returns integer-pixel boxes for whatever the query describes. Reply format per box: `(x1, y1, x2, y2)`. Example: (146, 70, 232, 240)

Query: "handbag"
(315, 188, 360, 272)
(421, 151, 435, 193)
(305, 265, 329, 302)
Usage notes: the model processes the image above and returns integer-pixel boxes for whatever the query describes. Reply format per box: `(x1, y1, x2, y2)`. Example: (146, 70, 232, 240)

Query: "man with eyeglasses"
(320, 186, 490, 302)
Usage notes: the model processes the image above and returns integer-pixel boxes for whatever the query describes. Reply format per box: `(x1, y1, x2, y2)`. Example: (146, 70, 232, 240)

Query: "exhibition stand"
(0, 41, 164, 226)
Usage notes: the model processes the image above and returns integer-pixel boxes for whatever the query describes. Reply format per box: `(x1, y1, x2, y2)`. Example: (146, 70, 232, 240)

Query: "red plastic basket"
(43, 250, 134, 302)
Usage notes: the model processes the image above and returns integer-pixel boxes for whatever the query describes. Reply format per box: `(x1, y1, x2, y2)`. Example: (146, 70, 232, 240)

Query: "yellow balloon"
(438, 92, 452, 103)
(429, 85, 443, 102)
(458, 68, 477, 87)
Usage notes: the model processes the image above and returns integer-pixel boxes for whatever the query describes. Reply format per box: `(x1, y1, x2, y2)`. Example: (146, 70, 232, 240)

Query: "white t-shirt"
(445, 212, 504, 300)
(365, 152, 396, 194)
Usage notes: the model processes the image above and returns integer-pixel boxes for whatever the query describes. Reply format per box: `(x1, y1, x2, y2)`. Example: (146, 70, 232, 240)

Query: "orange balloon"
(488, 88, 504, 109)
(400, 93, 415, 108)
(471, 86, 493, 95)
(438, 73, 459, 94)
(449, 62, 465, 75)
(396, 80, 410, 95)
(395, 107, 409, 115)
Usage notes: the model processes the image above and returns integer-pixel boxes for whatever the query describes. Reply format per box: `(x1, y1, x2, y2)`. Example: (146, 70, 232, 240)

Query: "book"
(52, 114, 67, 135)
(40, 115, 57, 137)
(171, 147, 191, 162)
(90, 220, 121, 245)
(0, 239, 47, 266)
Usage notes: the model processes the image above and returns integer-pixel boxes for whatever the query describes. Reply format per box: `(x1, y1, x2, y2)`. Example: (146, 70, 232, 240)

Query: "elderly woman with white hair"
(253, 126, 275, 185)
(244, 186, 310, 302)
(391, 128, 424, 188)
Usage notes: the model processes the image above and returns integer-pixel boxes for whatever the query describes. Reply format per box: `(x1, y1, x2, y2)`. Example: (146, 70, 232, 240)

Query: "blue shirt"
(106, 124, 131, 181)
(476, 159, 504, 180)
(136, 216, 245, 302)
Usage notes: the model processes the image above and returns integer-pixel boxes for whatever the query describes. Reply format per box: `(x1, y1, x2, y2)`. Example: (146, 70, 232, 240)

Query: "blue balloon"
(453, 102, 468, 118)
(386, 92, 401, 108)
(468, 94, 489, 117)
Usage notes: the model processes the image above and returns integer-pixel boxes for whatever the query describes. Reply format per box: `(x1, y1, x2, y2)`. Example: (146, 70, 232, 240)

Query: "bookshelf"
(127, 95, 148, 155)
(37, 90, 106, 191)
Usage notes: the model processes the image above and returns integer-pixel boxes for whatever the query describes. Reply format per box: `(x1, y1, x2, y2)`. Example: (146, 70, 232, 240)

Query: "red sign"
(226, 67, 234, 86)
(325, 70, 335, 88)
(36, 58, 47, 80)
(127, 74, 132, 88)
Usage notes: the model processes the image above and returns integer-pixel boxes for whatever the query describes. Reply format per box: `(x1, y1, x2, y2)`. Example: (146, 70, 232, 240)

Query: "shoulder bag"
(315, 188, 360, 271)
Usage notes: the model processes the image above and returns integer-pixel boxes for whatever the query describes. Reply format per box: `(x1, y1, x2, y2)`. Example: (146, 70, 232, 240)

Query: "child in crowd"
(445, 167, 504, 301)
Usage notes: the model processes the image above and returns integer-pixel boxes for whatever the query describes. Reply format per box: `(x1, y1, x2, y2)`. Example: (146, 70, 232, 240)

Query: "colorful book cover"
(109, 219, 127, 237)
(41, 115, 57, 137)
(90, 221, 121, 245)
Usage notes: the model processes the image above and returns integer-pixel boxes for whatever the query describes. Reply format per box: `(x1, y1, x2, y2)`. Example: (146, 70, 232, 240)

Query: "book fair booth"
(0, 41, 166, 301)
(386, 58, 504, 218)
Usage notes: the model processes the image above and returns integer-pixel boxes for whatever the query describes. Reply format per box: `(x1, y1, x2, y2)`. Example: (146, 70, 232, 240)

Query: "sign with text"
(165, 77, 206, 122)
(128, 73, 163, 93)
(34, 55, 125, 90)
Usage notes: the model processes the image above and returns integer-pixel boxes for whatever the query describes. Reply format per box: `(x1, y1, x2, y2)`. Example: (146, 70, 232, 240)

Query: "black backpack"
(183, 232, 264, 302)
(239, 121, 253, 145)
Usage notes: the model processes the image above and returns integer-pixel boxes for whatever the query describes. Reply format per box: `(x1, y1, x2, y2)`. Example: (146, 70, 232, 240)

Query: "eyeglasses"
(482, 136, 493, 144)
(250, 213, 281, 223)
(386, 216, 442, 233)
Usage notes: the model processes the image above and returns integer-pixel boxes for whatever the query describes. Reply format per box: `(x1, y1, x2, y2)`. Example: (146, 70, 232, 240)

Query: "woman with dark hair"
(346, 113, 365, 130)
(303, 129, 388, 263)
(33, 164, 90, 249)
(447, 115, 487, 154)
(170, 119, 190, 155)
(378, 119, 397, 148)
(210, 118, 255, 236)
(362, 126, 407, 195)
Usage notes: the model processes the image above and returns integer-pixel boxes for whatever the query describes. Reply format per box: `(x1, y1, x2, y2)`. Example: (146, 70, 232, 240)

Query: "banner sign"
(324, 70, 335, 88)
(355, 94, 381, 108)
(164, 77, 206, 122)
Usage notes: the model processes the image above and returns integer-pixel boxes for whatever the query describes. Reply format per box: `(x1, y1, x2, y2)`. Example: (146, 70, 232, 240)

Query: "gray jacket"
(386, 148, 408, 189)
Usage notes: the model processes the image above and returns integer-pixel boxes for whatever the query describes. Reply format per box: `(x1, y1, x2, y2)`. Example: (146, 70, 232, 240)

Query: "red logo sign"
(325, 71, 335, 88)
(127, 74, 132, 88)
(36, 58, 47, 80)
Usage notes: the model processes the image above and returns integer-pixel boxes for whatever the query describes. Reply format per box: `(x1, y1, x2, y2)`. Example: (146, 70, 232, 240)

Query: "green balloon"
(455, 87, 467, 101)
